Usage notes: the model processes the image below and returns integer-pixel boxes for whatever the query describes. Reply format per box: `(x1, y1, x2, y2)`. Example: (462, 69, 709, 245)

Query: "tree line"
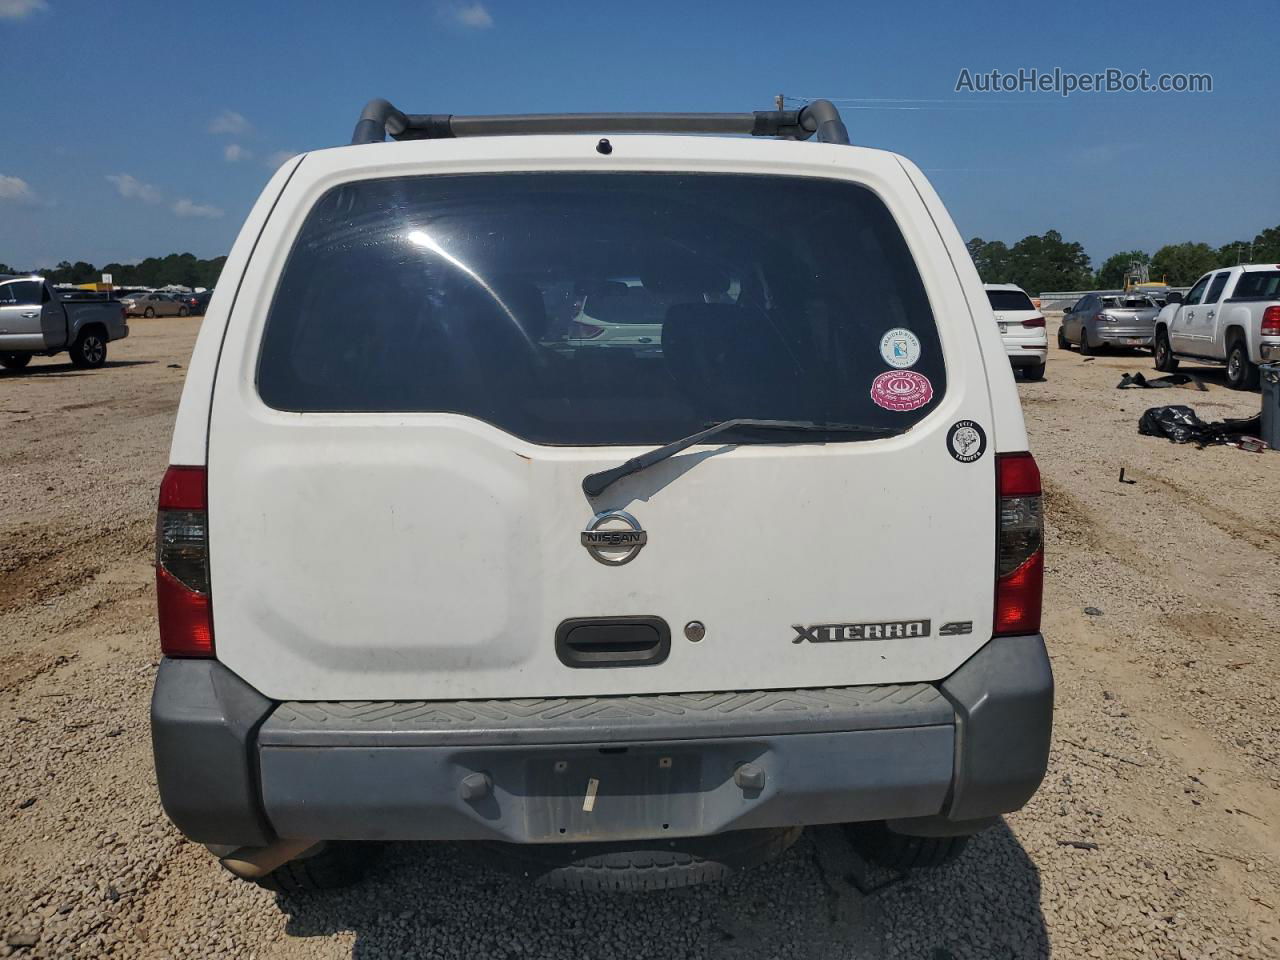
(7, 222, 1279, 297)
(0, 253, 227, 290)
(968, 222, 1279, 294)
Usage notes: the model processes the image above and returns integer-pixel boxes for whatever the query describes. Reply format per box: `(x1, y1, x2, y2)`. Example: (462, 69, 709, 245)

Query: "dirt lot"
(2, 316, 1278, 959)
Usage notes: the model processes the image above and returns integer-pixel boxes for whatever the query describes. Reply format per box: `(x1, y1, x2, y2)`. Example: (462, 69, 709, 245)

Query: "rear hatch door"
(206, 141, 1000, 701)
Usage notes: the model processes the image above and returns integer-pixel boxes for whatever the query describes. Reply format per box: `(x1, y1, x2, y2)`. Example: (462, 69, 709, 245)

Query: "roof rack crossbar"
(350, 99, 850, 146)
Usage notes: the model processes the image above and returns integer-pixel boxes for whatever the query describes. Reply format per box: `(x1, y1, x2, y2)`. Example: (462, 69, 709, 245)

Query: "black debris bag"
(1117, 372, 1203, 390)
(1138, 405, 1263, 447)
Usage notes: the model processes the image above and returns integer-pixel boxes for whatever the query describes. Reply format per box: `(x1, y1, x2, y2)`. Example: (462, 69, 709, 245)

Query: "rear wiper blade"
(582, 419, 896, 498)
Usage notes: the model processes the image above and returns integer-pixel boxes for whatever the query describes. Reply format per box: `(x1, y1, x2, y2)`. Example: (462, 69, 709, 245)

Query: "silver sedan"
(122, 292, 189, 318)
(1059, 293, 1160, 355)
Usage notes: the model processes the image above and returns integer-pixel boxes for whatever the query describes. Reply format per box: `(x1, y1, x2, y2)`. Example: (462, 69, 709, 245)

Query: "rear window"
(578, 281, 666, 326)
(258, 173, 946, 445)
(1231, 271, 1280, 301)
(986, 290, 1035, 311)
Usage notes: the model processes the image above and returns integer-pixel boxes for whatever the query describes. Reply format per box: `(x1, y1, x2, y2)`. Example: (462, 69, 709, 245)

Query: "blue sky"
(2, 0, 1276, 270)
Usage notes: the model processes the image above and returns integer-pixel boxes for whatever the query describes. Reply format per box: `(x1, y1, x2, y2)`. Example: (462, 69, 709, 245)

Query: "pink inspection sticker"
(870, 370, 934, 412)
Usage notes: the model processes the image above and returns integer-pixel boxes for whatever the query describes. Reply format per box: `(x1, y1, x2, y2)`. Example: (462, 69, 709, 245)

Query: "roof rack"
(350, 98, 849, 147)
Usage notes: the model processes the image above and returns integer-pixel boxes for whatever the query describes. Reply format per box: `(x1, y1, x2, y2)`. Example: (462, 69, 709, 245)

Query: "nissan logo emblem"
(580, 510, 647, 566)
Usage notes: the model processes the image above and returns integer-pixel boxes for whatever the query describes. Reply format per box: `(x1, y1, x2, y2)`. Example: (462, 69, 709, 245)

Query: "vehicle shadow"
(0, 360, 156, 378)
(1163, 364, 1262, 394)
(1104, 359, 1262, 395)
(275, 822, 1047, 959)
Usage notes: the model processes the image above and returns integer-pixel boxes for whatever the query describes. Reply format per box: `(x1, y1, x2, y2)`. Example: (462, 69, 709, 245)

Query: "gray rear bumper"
(151, 635, 1052, 847)
(1095, 328, 1153, 344)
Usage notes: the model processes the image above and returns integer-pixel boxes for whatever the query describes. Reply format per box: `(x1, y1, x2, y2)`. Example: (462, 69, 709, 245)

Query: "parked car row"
(1051, 265, 1280, 390)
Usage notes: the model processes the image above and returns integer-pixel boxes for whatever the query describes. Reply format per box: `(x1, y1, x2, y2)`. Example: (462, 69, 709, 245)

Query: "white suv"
(984, 283, 1047, 380)
(151, 99, 1053, 892)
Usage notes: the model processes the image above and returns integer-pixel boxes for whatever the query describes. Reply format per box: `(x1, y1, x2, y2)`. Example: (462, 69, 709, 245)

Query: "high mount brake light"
(995, 452, 1043, 636)
(156, 465, 213, 657)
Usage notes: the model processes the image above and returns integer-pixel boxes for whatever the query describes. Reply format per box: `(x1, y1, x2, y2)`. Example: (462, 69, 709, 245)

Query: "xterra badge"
(791, 620, 931, 643)
(947, 420, 987, 463)
(581, 510, 647, 566)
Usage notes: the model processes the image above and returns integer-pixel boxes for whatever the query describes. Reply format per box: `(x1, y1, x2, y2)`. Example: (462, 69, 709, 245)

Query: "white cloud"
(264, 150, 298, 169)
(444, 2, 492, 28)
(172, 198, 224, 219)
(0, 0, 48, 20)
(0, 174, 37, 204)
(223, 143, 251, 162)
(106, 173, 163, 205)
(208, 110, 251, 135)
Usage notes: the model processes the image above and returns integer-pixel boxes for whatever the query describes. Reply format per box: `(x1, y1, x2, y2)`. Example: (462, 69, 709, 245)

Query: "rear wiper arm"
(582, 419, 897, 498)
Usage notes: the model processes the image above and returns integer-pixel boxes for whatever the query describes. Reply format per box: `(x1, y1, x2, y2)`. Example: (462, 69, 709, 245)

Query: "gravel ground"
(1, 316, 1278, 958)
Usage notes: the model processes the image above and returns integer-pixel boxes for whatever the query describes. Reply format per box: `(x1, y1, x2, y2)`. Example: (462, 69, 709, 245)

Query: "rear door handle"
(1206, 310, 1215, 320)
(21, 312, 38, 318)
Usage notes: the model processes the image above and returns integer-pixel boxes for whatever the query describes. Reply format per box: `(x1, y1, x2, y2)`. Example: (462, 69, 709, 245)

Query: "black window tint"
(986, 290, 1035, 311)
(258, 173, 946, 445)
(7, 281, 43, 306)
(1204, 272, 1229, 304)
(1231, 271, 1280, 300)
(0, 284, 16, 304)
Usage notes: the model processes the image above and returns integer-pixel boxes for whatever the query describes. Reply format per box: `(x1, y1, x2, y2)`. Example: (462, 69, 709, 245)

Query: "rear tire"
(1056, 325, 1070, 349)
(69, 329, 107, 369)
(240, 841, 383, 894)
(0, 353, 33, 370)
(845, 821, 970, 870)
(1153, 329, 1179, 372)
(1225, 337, 1259, 390)
(178, 306, 190, 317)
(1023, 362, 1046, 381)
(1078, 329, 1097, 356)
(474, 826, 802, 891)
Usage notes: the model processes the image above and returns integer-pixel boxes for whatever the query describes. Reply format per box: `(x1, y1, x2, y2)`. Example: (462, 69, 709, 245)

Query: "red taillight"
(995, 452, 1043, 636)
(1262, 305, 1280, 337)
(1022, 316, 1046, 328)
(567, 319, 606, 339)
(156, 466, 213, 657)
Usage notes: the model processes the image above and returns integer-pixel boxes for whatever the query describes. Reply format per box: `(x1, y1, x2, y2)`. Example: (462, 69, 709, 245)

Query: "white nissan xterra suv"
(151, 99, 1052, 892)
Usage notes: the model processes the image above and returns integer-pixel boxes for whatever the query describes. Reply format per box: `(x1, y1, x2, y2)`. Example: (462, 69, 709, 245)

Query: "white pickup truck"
(1152, 264, 1280, 389)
